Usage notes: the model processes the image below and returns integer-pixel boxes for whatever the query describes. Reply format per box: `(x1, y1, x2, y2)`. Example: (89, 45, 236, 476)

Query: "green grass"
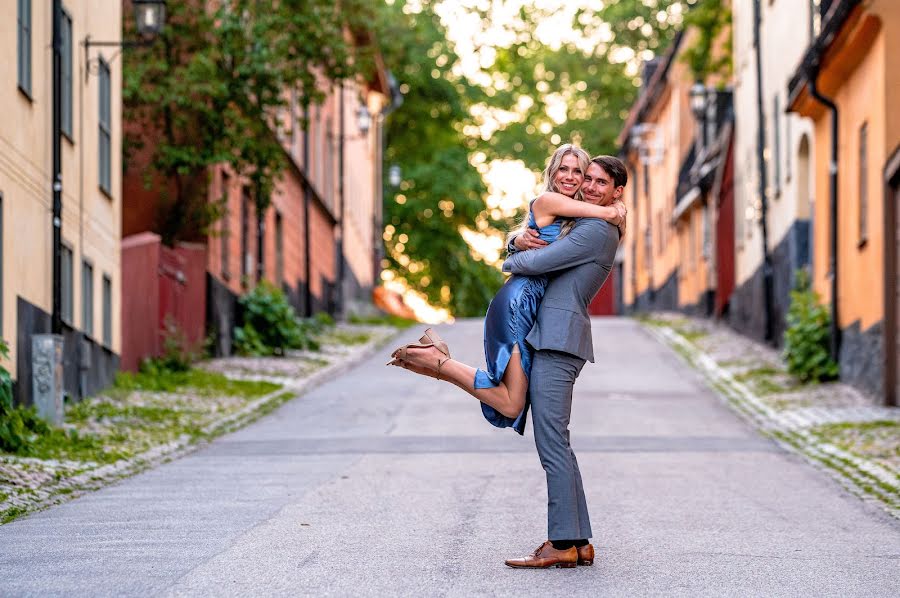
(733, 366, 790, 395)
(109, 368, 279, 398)
(320, 330, 372, 346)
(348, 313, 417, 329)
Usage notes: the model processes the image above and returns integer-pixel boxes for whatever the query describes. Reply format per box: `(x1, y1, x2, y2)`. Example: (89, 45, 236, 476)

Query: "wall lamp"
(83, 0, 167, 80)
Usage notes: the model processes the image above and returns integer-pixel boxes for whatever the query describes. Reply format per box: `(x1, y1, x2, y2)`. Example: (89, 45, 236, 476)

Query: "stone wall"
(839, 319, 884, 399)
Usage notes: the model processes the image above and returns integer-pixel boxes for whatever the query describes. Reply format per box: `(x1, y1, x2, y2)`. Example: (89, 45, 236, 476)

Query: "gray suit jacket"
(502, 218, 619, 363)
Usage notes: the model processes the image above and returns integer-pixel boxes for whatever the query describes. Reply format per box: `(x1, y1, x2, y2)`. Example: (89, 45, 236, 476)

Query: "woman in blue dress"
(388, 144, 625, 434)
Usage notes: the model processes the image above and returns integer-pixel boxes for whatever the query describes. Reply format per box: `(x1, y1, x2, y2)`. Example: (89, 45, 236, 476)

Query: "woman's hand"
(513, 228, 548, 251)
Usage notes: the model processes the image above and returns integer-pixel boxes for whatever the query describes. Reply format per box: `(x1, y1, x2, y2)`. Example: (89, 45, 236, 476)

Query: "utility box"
(32, 334, 65, 425)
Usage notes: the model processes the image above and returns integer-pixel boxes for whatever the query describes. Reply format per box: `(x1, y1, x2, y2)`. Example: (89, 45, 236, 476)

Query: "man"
(503, 155, 627, 569)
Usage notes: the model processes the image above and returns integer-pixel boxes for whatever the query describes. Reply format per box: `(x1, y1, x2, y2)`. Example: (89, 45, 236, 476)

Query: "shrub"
(783, 271, 839, 383)
(0, 340, 51, 455)
(234, 282, 317, 356)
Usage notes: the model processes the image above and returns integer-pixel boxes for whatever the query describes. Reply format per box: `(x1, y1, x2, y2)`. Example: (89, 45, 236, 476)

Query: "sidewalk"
(0, 323, 399, 524)
(640, 312, 900, 518)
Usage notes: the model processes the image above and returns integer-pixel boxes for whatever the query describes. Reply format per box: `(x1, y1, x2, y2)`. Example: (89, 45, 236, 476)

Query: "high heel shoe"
(418, 328, 450, 359)
(387, 328, 452, 379)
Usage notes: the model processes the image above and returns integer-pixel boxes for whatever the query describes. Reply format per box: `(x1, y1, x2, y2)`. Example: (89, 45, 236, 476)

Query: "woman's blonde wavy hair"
(506, 144, 590, 247)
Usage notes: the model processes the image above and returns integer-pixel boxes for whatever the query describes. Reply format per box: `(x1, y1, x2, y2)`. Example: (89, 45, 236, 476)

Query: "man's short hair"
(591, 155, 628, 188)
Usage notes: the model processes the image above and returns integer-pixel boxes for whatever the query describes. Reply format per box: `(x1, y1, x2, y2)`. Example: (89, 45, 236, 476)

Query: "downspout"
(620, 151, 639, 312)
(52, 0, 63, 334)
(808, 68, 840, 362)
(337, 84, 346, 316)
(753, 0, 776, 343)
(303, 112, 312, 317)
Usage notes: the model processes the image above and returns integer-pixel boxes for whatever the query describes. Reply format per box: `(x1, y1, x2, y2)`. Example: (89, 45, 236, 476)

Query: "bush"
(0, 340, 51, 455)
(783, 271, 839, 383)
(234, 282, 318, 356)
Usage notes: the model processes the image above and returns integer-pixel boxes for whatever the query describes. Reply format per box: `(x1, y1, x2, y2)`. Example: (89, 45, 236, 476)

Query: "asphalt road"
(1, 318, 898, 597)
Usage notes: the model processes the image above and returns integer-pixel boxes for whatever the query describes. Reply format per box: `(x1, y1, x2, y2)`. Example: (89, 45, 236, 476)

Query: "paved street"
(1, 318, 898, 597)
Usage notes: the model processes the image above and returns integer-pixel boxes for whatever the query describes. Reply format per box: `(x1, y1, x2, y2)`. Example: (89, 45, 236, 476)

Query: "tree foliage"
(123, 0, 378, 247)
(378, 1, 504, 316)
(377, 0, 694, 316)
(681, 0, 733, 81)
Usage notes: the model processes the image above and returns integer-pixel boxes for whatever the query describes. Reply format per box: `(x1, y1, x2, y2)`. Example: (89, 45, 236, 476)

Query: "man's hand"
(513, 228, 548, 251)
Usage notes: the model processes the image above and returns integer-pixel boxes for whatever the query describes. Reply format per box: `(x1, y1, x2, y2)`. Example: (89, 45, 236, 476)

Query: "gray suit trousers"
(529, 349, 592, 541)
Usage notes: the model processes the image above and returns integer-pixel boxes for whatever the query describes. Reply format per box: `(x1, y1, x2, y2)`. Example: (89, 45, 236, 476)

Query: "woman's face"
(552, 153, 584, 197)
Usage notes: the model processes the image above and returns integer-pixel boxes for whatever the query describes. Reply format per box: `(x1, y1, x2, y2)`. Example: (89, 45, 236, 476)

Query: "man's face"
(582, 163, 622, 206)
(552, 154, 584, 197)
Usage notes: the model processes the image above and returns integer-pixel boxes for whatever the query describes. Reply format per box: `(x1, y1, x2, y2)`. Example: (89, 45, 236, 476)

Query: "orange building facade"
(787, 0, 900, 404)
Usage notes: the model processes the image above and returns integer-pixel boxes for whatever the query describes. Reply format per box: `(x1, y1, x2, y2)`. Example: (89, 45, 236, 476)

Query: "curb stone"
(641, 322, 900, 520)
(0, 325, 403, 524)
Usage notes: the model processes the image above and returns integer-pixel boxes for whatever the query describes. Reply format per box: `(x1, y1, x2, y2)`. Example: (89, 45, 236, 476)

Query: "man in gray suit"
(503, 155, 626, 569)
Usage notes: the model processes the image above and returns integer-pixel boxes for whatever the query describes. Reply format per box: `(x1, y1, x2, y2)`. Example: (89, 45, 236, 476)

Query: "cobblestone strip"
(1, 325, 401, 523)
(643, 323, 900, 519)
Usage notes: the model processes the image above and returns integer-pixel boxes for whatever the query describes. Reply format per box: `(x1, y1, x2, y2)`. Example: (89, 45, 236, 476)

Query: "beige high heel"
(387, 328, 452, 379)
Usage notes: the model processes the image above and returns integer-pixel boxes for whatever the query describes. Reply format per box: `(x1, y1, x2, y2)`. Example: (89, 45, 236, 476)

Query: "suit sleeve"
(501, 219, 615, 276)
(507, 235, 519, 255)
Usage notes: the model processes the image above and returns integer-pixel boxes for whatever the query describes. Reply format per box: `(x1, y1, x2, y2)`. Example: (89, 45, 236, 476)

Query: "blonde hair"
(506, 144, 590, 247)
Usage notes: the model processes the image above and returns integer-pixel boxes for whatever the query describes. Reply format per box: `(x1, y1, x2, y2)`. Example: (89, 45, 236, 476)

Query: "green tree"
(123, 0, 377, 280)
(379, 1, 504, 316)
(681, 0, 732, 81)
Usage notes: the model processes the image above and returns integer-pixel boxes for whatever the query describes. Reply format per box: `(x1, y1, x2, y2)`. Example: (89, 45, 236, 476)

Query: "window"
(17, 0, 32, 97)
(220, 172, 231, 280)
(82, 260, 94, 336)
(241, 188, 252, 283)
(275, 212, 284, 286)
(99, 59, 112, 194)
(61, 8, 73, 138)
(61, 245, 74, 324)
(102, 275, 112, 346)
(773, 95, 781, 197)
(859, 121, 868, 245)
(785, 115, 792, 182)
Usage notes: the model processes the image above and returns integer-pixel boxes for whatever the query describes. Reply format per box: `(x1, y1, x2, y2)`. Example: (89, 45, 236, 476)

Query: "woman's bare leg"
(398, 344, 527, 419)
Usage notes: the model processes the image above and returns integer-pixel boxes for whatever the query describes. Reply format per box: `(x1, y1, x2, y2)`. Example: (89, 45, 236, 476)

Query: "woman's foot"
(390, 344, 451, 379)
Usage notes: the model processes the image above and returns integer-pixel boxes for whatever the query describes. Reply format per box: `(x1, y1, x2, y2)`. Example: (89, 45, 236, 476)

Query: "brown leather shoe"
(576, 543, 595, 566)
(505, 541, 577, 569)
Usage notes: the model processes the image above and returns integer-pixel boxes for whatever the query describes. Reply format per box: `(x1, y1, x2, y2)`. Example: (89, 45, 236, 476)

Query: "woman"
(388, 144, 626, 434)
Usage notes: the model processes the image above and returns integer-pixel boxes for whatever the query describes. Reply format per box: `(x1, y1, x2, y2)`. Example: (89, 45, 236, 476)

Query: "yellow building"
(620, 29, 733, 316)
(1, 1, 122, 404)
(787, 0, 900, 404)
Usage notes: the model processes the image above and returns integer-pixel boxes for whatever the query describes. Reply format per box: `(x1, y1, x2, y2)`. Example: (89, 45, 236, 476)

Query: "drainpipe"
(52, 0, 63, 335)
(303, 114, 312, 317)
(621, 152, 639, 312)
(337, 84, 346, 317)
(808, 68, 841, 362)
(753, 0, 776, 343)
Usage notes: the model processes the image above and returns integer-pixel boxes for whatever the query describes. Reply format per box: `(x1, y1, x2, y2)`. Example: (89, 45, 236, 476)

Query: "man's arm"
(507, 228, 546, 254)
(502, 219, 616, 276)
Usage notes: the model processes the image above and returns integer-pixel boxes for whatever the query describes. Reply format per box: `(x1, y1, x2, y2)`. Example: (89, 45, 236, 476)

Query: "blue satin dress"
(475, 208, 564, 435)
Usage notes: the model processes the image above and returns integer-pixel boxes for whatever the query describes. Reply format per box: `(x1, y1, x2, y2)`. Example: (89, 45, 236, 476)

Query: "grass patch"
(733, 366, 791, 395)
(348, 313, 417, 329)
(1, 504, 28, 524)
(320, 330, 372, 346)
(109, 368, 279, 399)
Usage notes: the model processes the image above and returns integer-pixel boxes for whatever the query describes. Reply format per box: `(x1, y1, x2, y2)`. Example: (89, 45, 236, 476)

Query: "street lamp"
(133, 0, 167, 36)
(357, 105, 372, 135)
(388, 165, 402, 187)
(689, 81, 707, 120)
(84, 0, 168, 77)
